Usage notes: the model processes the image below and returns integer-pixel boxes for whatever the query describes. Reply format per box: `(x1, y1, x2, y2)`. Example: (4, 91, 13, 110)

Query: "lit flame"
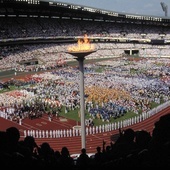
(68, 34, 95, 52)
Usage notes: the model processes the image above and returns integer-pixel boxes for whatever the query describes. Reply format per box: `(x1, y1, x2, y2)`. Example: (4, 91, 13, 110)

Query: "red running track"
(0, 106, 170, 155)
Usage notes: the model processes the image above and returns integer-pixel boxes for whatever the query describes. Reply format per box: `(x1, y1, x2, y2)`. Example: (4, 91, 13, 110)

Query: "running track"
(0, 106, 170, 155)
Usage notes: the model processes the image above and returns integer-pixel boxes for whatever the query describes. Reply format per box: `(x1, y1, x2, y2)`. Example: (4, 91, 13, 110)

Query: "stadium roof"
(40, 0, 170, 19)
(1, 0, 170, 23)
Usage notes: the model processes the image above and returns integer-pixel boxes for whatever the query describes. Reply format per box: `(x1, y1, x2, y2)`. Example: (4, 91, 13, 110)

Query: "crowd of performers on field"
(0, 58, 170, 125)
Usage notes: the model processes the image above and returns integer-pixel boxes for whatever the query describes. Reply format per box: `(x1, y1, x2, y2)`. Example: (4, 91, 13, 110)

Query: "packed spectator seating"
(1, 16, 170, 71)
(0, 17, 170, 39)
(1, 42, 170, 72)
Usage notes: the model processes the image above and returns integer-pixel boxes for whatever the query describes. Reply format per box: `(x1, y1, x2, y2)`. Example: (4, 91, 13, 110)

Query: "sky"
(53, 0, 170, 17)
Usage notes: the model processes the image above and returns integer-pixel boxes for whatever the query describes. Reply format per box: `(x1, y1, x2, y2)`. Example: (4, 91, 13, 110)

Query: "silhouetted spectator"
(135, 130, 151, 152)
(38, 142, 56, 168)
(77, 148, 90, 170)
(145, 113, 170, 167)
(57, 146, 74, 169)
(112, 128, 137, 159)
(93, 146, 105, 169)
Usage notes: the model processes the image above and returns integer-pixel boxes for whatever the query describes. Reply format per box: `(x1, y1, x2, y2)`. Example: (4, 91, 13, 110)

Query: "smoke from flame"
(68, 34, 95, 52)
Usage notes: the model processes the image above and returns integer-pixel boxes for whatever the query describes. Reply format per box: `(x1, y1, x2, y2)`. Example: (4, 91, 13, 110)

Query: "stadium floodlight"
(160, 2, 168, 17)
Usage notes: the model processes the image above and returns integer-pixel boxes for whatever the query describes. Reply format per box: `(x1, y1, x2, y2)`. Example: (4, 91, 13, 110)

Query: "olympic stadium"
(0, 0, 170, 168)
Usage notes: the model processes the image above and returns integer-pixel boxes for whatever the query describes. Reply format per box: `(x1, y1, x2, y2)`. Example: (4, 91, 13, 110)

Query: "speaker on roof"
(40, 1, 49, 6)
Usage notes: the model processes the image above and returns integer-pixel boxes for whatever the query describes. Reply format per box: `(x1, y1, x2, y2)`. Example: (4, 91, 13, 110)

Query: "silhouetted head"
(135, 130, 151, 148)
(96, 146, 101, 152)
(6, 127, 20, 144)
(61, 146, 70, 156)
(152, 113, 170, 142)
(24, 136, 37, 152)
(81, 148, 86, 154)
(123, 128, 135, 142)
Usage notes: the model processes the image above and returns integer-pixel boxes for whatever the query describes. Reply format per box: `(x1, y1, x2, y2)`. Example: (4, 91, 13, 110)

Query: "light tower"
(160, 2, 168, 17)
(66, 35, 96, 149)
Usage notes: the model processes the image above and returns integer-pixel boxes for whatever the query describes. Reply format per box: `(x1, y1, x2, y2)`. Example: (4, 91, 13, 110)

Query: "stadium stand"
(0, 0, 170, 168)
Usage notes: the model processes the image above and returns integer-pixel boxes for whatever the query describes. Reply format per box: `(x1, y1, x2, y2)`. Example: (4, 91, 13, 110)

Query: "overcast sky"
(54, 0, 170, 17)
